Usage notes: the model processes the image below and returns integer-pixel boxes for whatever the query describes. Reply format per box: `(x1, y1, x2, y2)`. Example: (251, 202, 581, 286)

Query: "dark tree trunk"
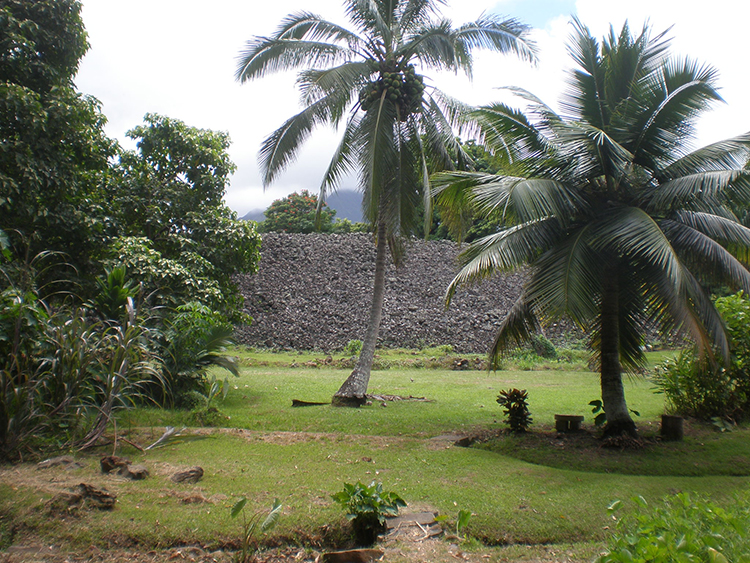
(332, 217, 388, 407)
(599, 269, 637, 438)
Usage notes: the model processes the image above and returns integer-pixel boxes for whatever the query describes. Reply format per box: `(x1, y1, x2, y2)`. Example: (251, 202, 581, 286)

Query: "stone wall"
(234, 232, 575, 353)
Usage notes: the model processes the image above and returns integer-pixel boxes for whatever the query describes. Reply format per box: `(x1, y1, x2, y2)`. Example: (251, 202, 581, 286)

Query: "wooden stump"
(661, 415, 683, 441)
(555, 414, 584, 432)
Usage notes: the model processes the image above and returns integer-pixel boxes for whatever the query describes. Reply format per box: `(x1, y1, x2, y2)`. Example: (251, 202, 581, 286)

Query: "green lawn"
(1, 348, 747, 561)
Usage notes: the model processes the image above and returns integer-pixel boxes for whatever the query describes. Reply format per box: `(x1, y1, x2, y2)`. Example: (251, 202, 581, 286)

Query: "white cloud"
(76, 0, 750, 216)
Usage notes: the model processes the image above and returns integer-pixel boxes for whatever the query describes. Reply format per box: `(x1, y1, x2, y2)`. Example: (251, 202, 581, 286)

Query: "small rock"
(181, 494, 209, 504)
(37, 456, 82, 469)
(77, 483, 117, 509)
(100, 455, 130, 473)
(171, 466, 204, 484)
(118, 464, 149, 480)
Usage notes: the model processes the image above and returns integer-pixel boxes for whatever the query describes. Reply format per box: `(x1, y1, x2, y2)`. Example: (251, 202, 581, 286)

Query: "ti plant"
(496, 388, 532, 432)
(230, 498, 282, 563)
(331, 481, 406, 546)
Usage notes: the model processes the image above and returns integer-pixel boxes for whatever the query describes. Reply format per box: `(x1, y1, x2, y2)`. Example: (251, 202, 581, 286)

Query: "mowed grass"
(2, 348, 748, 560)
(127, 348, 665, 437)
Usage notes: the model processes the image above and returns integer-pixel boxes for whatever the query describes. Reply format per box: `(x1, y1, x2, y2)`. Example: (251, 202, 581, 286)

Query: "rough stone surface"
(118, 464, 149, 480)
(170, 466, 204, 484)
(235, 233, 579, 353)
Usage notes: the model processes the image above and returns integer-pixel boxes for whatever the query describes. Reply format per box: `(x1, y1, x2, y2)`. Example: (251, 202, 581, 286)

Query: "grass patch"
(2, 348, 749, 561)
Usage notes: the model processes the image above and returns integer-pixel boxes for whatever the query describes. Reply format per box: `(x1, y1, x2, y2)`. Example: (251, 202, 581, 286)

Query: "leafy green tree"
(237, 0, 536, 405)
(0, 0, 115, 276)
(434, 20, 750, 436)
(105, 114, 261, 320)
(260, 190, 337, 233)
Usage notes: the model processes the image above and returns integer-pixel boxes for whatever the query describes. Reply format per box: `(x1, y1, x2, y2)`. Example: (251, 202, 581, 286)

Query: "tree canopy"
(237, 0, 537, 405)
(434, 19, 750, 436)
(259, 190, 337, 233)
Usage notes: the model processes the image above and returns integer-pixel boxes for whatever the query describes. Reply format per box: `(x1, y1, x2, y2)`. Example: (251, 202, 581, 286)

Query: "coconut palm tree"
(236, 0, 536, 406)
(433, 19, 750, 436)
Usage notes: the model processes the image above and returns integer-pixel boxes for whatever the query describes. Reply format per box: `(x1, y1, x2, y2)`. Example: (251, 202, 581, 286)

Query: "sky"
(75, 0, 750, 217)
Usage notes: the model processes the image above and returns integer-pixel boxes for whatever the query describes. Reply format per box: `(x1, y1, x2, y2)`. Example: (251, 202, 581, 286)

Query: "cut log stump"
(661, 415, 684, 441)
(555, 414, 584, 432)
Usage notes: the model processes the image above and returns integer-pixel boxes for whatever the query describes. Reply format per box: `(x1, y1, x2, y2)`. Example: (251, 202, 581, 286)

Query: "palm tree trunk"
(332, 217, 388, 407)
(599, 269, 637, 438)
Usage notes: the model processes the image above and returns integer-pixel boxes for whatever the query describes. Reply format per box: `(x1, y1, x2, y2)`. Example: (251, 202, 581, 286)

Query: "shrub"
(653, 350, 746, 421)
(343, 339, 363, 356)
(159, 301, 238, 408)
(653, 292, 750, 421)
(0, 291, 158, 459)
(496, 388, 532, 432)
(597, 492, 750, 562)
(531, 334, 557, 359)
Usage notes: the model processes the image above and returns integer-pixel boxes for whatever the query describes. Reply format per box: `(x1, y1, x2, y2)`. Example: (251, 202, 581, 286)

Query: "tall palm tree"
(236, 0, 537, 406)
(433, 19, 750, 436)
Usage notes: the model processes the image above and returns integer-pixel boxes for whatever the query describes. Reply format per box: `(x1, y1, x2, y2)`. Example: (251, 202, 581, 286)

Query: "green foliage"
(106, 114, 261, 321)
(456, 509, 473, 538)
(91, 266, 137, 323)
(589, 400, 639, 427)
(597, 493, 750, 563)
(436, 20, 750, 434)
(188, 374, 231, 427)
(652, 350, 745, 421)
(229, 498, 282, 563)
(330, 219, 371, 234)
(331, 481, 406, 545)
(159, 302, 238, 408)
(343, 340, 363, 356)
(0, 281, 159, 460)
(259, 190, 336, 233)
(496, 388, 532, 432)
(531, 334, 557, 359)
(589, 400, 608, 427)
(0, 0, 115, 277)
(653, 292, 750, 421)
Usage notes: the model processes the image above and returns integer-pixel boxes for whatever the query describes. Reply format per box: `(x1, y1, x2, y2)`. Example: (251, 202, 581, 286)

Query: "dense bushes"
(598, 492, 750, 562)
(0, 257, 239, 460)
(0, 284, 158, 460)
(653, 292, 750, 421)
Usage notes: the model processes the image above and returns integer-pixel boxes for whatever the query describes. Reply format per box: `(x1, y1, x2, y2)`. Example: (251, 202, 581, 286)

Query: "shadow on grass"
(474, 422, 750, 477)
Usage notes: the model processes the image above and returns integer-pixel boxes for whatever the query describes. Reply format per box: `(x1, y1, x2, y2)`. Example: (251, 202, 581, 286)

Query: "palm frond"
(659, 133, 750, 178)
(661, 218, 750, 292)
(452, 14, 537, 67)
(524, 228, 602, 325)
(259, 93, 349, 185)
(588, 207, 683, 288)
(631, 59, 722, 167)
(358, 93, 399, 224)
(471, 102, 546, 161)
(298, 61, 371, 108)
(487, 295, 540, 369)
(275, 12, 361, 44)
(319, 113, 362, 199)
(236, 38, 348, 82)
(644, 170, 749, 212)
(446, 217, 561, 303)
(345, 0, 391, 46)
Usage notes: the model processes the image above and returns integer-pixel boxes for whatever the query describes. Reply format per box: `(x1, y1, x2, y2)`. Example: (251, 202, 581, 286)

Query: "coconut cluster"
(358, 64, 425, 119)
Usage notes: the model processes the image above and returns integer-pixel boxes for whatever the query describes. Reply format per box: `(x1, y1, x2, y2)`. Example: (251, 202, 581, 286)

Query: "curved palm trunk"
(332, 217, 388, 407)
(600, 270, 637, 438)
